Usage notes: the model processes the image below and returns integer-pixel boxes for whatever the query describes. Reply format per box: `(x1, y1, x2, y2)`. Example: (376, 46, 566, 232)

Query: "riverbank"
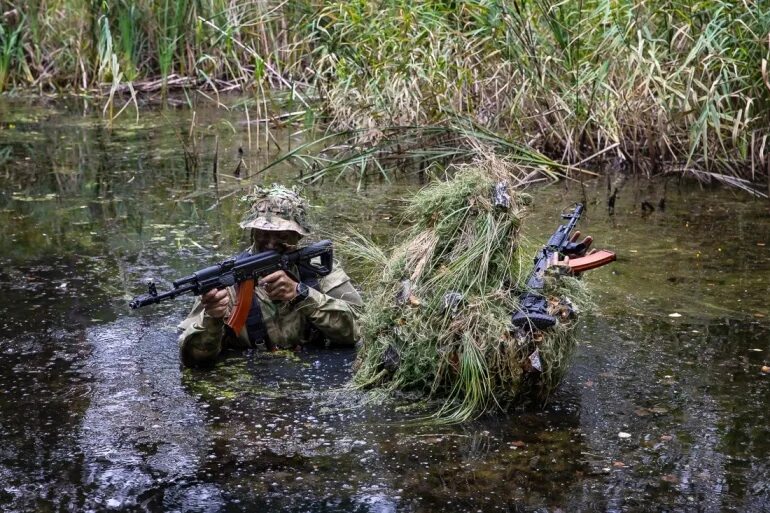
(1, 1, 769, 196)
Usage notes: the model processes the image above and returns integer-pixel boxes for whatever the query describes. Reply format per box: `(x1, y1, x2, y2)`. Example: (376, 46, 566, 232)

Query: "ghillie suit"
(346, 162, 591, 422)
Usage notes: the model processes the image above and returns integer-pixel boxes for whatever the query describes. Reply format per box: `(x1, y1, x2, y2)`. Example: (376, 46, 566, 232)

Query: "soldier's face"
(251, 229, 301, 252)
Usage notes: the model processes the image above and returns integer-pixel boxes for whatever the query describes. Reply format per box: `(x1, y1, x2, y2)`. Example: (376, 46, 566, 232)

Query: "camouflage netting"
(345, 161, 592, 421)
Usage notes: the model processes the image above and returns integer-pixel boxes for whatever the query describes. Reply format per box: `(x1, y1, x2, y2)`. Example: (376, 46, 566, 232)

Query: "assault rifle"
(511, 204, 615, 330)
(129, 240, 334, 309)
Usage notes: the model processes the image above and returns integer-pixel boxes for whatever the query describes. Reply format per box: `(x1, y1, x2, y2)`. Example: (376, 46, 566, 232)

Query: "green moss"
(181, 357, 286, 402)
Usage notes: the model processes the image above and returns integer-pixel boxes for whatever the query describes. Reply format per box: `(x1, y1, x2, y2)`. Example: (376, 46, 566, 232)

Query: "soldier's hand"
(259, 271, 299, 301)
(567, 230, 593, 257)
(201, 288, 230, 319)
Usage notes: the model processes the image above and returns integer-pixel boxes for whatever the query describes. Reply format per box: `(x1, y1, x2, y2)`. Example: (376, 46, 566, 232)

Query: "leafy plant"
(0, 12, 24, 92)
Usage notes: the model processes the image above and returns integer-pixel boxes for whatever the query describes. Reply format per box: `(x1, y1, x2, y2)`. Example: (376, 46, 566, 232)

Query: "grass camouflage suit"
(178, 185, 362, 367)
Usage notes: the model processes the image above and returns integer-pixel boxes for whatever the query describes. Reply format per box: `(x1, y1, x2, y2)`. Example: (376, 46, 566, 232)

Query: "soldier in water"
(178, 185, 363, 367)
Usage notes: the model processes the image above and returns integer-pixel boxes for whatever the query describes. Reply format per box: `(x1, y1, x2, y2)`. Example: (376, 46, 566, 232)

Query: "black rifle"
(129, 240, 334, 309)
(511, 204, 586, 330)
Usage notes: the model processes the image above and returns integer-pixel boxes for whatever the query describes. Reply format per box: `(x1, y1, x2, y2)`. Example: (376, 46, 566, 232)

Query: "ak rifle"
(511, 204, 615, 330)
(129, 240, 334, 309)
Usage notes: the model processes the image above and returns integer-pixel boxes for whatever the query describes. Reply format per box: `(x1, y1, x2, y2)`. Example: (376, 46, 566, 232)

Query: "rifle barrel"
(129, 283, 197, 309)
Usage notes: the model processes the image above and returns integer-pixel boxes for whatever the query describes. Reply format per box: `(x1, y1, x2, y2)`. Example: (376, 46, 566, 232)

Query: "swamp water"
(0, 97, 768, 512)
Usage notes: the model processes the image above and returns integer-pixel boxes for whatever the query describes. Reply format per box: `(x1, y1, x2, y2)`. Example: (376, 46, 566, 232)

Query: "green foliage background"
(1, 0, 768, 188)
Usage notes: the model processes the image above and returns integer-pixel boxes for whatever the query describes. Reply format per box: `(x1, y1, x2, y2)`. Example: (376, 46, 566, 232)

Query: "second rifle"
(511, 204, 615, 330)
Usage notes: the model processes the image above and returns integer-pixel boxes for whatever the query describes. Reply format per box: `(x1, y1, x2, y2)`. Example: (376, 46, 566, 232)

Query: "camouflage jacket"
(177, 265, 362, 367)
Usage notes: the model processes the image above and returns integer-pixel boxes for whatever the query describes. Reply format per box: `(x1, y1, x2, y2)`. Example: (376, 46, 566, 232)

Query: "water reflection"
(79, 315, 216, 510)
(574, 315, 770, 512)
(0, 325, 91, 511)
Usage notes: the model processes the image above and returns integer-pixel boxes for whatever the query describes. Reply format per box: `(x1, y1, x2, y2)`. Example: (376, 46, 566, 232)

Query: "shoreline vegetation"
(1, 1, 769, 196)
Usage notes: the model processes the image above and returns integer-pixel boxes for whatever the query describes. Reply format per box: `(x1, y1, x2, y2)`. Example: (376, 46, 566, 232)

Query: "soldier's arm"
(177, 298, 225, 367)
(293, 268, 362, 346)
(177, 288, 246, 366)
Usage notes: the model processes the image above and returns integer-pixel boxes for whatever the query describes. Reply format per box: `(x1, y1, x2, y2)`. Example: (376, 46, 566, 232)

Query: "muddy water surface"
(0, 96, 768, 512)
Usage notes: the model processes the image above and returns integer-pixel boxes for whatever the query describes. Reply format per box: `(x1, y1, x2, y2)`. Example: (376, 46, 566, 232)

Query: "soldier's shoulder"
(318, 264, 363, 307)
(319, 265, 352, 291)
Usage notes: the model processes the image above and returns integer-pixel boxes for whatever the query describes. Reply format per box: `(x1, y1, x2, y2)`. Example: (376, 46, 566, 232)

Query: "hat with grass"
(239, 184, 311, 236)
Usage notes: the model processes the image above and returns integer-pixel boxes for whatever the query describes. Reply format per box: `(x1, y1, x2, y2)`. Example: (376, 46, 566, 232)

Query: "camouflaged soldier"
(178, 185, 363, 367)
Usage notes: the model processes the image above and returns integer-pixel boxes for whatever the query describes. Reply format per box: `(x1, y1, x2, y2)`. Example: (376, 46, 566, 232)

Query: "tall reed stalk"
(116, 1, 142, 82)
(0, 12, 24, 92)
(156, 0, 186, 84)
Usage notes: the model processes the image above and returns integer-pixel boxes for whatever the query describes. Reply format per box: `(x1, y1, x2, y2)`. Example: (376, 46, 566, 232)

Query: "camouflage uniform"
(177, 185, 362, 367)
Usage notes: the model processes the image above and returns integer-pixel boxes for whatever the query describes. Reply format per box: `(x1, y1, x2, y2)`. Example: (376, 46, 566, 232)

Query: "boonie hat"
(239, 184, 311, 236)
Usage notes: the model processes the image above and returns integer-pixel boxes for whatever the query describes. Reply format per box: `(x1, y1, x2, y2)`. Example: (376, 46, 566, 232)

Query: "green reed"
(297, 0, 769, 194)
(116, 1, 142, 82)
(0, 0, 767, 192)
(0, 12, 24, 92)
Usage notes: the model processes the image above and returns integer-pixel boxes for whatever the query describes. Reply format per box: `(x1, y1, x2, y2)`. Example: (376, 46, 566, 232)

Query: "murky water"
(0, 96, 768, 512)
